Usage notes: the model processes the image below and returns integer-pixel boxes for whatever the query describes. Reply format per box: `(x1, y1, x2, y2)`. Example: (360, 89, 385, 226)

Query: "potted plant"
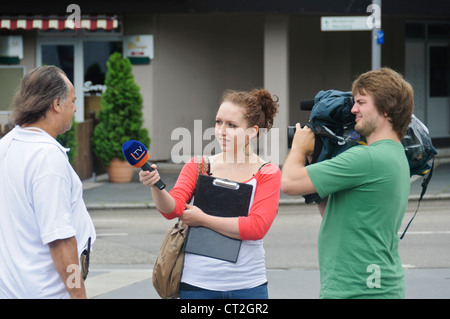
(92, 52, 150, 183)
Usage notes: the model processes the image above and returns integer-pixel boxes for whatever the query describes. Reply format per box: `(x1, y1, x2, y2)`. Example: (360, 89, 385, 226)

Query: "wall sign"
(0, 36, 23, 64)
(123, 35, 154, 64)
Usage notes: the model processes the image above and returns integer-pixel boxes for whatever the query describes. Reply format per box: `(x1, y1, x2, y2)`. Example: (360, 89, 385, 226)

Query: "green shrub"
(92, 52, 150, 166)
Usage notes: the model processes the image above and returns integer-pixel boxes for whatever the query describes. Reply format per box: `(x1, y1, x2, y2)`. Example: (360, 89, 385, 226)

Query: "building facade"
(1, 1, 449, 176)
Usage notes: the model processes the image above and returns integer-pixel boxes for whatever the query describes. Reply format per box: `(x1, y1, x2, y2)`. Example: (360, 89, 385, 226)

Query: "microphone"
(122, 140, 166, 190)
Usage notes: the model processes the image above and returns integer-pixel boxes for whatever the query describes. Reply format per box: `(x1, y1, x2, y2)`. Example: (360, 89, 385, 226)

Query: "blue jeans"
(179, 282, 268, 299)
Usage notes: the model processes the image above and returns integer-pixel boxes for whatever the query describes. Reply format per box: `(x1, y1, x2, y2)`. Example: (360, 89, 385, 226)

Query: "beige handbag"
(152, 219, 188, 299)
(152, 156, 209, 299)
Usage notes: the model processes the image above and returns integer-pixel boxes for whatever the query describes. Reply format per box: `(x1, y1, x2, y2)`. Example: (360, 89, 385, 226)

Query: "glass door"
(83, 40, 122, 120)
(405, 22, 450, 139)
(427, 43, 450, 138)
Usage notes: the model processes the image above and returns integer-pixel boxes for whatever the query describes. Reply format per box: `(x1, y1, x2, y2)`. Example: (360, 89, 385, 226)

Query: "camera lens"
(287, 126, 296, 148)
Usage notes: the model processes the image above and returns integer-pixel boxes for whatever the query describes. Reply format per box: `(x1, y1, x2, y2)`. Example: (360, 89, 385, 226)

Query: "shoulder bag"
(152, 156, 209, 299)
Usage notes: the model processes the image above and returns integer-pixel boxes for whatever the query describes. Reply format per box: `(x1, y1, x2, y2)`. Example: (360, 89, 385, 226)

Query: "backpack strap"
(400, 158, 435, 239)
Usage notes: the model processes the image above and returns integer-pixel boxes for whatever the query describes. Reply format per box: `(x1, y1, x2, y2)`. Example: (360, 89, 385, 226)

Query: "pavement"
(82, 149, 450, 300)
(83, 148, 450, 210)
(85, 268, 450, 299)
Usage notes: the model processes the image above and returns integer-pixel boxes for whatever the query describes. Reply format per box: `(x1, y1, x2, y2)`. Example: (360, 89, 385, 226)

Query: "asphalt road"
(85, 199, 450, 299)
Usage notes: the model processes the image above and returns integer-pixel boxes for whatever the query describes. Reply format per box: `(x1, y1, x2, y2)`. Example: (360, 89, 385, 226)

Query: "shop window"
(405, 23, 425, 39)
(429, 46, 449, 97)
(428, 23, 450, 39)
(42, 45, 74, 83)
(83, 41, 122, 119)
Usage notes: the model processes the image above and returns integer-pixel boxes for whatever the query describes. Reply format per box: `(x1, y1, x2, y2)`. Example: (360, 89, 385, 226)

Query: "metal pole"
(370, 0, 382, 70)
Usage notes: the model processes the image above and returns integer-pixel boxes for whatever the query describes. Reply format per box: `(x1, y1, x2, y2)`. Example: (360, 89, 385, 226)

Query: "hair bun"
(220, 88, 279, 131)
(252, 89, 279, 130)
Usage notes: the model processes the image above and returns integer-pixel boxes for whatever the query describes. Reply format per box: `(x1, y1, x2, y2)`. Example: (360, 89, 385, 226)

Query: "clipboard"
(183, 174, 254, 263)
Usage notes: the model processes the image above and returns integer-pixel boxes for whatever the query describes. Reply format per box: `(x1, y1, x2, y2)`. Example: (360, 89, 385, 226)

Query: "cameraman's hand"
(291, 123, 315, 156)
(139, 164, 161, 188)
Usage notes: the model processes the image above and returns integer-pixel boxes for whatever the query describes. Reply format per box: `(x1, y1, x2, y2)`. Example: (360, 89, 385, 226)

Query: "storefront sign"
(83, 81, 106, 94)
(123, 35, 153, 64)
(0, 36, 23, 63)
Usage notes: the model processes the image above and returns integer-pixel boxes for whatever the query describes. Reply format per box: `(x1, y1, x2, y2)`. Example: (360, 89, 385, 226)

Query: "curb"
(85, 193, 450, 211)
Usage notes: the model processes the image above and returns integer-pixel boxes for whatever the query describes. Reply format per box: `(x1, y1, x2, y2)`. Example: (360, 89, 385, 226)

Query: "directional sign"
(321, 16, 375, 31)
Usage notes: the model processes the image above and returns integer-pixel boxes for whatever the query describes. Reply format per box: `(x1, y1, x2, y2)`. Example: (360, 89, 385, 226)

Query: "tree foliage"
(92, 52, 150, 166)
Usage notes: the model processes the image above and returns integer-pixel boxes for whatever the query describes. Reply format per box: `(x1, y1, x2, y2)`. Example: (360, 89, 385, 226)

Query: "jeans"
(179, 282, 268, 299)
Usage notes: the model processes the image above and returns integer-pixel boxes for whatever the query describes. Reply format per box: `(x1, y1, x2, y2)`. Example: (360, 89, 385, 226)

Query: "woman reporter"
(140, 89, 281, 299)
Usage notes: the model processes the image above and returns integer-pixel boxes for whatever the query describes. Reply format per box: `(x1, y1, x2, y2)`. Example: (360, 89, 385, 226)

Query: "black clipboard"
(183, 174, 254, 263)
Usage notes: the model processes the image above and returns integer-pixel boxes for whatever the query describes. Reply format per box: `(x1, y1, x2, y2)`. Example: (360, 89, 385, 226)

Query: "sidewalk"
(85, 268, 450, 299)
(83, 149, 450, 210)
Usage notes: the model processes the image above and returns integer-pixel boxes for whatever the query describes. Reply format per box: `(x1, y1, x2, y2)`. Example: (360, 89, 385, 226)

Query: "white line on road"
(96, 233, 128, 237)
(85, 270, 152, 299)
(399, 231, 450, 235)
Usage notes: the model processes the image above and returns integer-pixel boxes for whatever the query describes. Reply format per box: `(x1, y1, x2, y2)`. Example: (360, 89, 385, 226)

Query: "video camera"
(287, 100, 316, 149)
(287, 91, 359, 159)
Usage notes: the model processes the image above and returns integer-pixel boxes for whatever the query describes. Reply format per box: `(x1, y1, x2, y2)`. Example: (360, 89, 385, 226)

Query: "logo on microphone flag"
(122, 140, 149, 168)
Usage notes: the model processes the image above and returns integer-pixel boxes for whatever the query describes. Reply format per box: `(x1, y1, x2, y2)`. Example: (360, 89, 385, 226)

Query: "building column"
(74, 37, 84, 122)
(263, 15, 289, 165)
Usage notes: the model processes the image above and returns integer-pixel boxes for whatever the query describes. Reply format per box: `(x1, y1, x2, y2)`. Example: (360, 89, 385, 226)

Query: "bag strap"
(400, 158, 435, 239)
(195, 156, 210, 184)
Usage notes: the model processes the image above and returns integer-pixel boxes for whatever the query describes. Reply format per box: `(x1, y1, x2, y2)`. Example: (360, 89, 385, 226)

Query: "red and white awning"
(0, 16, 119, 31)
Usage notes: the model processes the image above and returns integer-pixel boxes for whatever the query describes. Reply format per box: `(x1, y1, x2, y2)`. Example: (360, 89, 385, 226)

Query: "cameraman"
(281, 67, 414, 299)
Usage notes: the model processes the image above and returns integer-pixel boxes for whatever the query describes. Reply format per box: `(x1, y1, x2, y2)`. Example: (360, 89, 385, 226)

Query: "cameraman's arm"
(281, 123, 317, 196)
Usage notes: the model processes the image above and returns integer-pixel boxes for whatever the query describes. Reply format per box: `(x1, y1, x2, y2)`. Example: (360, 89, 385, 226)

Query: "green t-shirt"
(306, 139, 410, 299)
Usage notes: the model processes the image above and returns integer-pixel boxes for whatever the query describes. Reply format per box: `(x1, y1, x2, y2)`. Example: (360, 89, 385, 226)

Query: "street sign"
(377, 30, 384, 44)
(321, 16, 374, 31)
(321, 1, 383, 71)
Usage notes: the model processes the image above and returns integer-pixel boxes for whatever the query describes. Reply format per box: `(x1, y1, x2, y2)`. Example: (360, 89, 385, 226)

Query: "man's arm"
(317, 197, 328, 218)
(49, 236, 87, 299)
(281, 123, 317, 196)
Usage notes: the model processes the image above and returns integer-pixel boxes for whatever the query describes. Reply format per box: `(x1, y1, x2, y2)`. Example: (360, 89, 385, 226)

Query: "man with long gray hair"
(0, 65, 96, 299)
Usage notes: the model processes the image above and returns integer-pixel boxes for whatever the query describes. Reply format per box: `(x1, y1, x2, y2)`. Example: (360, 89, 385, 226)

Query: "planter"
(107, 158, 134, 183)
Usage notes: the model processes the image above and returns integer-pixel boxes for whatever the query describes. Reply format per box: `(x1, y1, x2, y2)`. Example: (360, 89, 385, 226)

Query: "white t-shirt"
(181, 178, 268, 291)
(0, 126, 96, 298)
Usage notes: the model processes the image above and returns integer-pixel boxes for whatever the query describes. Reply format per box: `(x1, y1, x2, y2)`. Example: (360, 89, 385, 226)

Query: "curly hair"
(220, 88, 279, 132)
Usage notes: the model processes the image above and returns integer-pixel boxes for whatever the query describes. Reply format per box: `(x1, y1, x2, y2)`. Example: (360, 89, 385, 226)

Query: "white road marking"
(85, 269, 152, 299)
